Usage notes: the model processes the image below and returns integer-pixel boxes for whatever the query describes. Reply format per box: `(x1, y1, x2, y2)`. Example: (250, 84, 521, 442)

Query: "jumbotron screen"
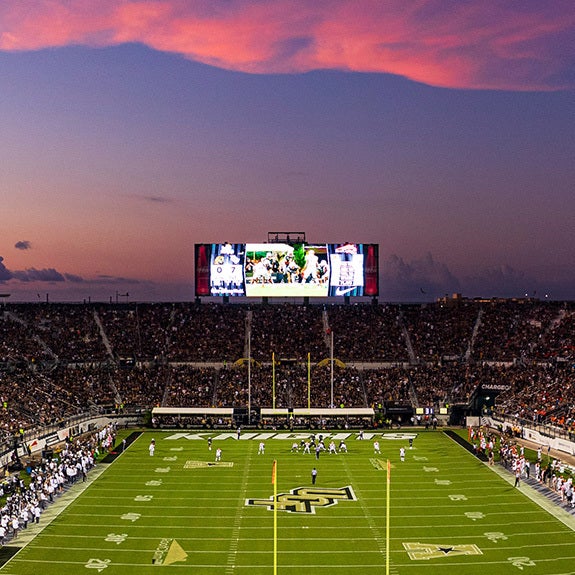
(195, 243, 379, 297)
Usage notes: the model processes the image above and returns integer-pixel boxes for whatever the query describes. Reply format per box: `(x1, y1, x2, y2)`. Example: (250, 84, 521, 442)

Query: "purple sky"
(1, 1, 574, 302)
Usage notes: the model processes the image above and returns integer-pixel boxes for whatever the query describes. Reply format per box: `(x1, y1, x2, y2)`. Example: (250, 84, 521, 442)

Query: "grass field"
(2, 429, 574, 575)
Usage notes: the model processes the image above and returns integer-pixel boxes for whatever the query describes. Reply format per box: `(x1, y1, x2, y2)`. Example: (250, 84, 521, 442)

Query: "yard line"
(49, 518, 561, 530)
(12, 558, 574, 571)
(339, 456, 398, 575)
(225, 441, 255, 575)
(62, 509, 553, 518)
(34, 529, 571, 541)
(392, 556, 575, 569)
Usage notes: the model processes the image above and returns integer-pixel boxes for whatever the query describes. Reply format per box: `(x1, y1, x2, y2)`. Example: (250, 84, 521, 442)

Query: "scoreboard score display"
(195, 242, 379, 298)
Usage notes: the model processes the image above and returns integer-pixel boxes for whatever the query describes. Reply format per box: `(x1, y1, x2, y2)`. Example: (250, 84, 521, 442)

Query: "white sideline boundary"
(445, 431, 575, 532)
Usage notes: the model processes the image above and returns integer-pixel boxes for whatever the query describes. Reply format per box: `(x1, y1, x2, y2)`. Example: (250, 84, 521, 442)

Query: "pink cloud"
(1, 0, 573, 90)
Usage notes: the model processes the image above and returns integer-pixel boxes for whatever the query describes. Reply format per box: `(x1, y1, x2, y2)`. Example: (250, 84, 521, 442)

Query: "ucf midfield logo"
(246, 486, 356, 514)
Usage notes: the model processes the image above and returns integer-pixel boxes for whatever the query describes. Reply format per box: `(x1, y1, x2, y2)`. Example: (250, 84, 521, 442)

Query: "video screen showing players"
(244, 243, 330, 297)
(197, 242, 378, 297)
(209, 243, 245, 296)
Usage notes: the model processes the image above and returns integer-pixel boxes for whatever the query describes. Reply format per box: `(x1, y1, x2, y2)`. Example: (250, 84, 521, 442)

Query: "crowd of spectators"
(492, 363, 574, 426)
(540, 310, 575, 360)
(165, 303, 246, 362)
(97, 303, 172, 361)
(3, 304, 108, 364)
(324, 304, 408, 362)
(401, 302, 478, 362)
(470, 301, 563, 362)
(3, 300, 574, 366)
(0, 422, 115, 545)
(249, 304, 326, 362)
(0, 299, 574, 437)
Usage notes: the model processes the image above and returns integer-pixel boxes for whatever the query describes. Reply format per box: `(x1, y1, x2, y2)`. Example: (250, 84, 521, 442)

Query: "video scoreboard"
(195, 242, 379, 298)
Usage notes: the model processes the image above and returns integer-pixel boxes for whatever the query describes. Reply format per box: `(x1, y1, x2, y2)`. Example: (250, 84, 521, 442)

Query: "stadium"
(2, 0, 574, 570)
(0, 237, 574, 574)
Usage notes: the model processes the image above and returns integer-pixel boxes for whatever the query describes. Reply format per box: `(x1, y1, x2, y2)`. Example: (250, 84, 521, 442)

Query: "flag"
(387, 459, 391, 483)
(272, 460, 277, 485)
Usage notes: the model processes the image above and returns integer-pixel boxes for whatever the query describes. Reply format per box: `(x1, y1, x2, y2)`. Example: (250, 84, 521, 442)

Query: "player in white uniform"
(302, 249, 319, 283)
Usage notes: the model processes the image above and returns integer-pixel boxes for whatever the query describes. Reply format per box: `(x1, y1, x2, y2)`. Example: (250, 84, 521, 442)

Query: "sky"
(1, 0, 574, 303)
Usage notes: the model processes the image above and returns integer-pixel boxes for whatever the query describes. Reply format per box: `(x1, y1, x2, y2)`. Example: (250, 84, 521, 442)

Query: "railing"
(491, 412, 574, 443)
(0, 404, 146, 460)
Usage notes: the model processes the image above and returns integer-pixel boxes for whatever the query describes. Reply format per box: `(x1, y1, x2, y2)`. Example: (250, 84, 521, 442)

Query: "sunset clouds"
(1, 1, 574, 303)
(1, 0, 573, 90)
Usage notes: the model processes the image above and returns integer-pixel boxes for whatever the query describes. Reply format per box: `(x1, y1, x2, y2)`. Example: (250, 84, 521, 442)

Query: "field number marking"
(85, 558, 111, 571)
(508, 557, 536, 570)
(105, 533, 128, 545)
(120, 513, 141, 522)
(484, 532, 508, 542)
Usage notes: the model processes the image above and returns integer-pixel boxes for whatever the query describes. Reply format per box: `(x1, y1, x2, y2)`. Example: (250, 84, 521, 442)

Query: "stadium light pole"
(272, 352, 276, 410)
(248, 330, 251, 423)
(330, 329, 334, 408)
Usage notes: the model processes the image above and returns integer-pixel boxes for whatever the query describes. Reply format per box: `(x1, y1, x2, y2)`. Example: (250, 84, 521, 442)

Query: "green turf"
(2, 429, 574, 574)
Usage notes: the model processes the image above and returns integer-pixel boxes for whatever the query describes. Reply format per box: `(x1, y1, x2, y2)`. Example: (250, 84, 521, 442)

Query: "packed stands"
(1, 299, 574, 442)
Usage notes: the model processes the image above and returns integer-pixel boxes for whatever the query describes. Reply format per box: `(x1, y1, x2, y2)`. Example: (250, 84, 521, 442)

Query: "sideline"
(444, 430, 575, 532)
(0, 432, 142, 567)
(6, 464, 109, 549)
(486, 462, 575, 531)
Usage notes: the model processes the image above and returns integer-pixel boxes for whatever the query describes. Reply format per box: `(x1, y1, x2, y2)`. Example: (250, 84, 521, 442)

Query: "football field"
(2, 429, 574, 574)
